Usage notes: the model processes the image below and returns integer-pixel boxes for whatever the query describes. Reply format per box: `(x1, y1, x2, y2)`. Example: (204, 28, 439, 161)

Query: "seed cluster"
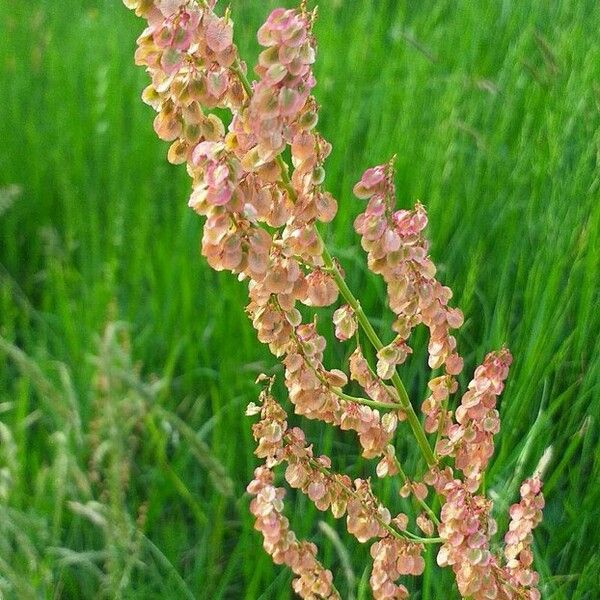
(125, 2, 545, 598)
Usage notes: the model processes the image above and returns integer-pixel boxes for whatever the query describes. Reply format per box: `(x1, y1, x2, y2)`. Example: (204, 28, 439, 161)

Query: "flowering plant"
(124, 1, 545, 597)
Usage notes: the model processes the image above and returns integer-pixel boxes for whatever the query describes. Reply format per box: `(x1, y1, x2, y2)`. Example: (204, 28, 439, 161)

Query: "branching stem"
(306, 458, 441, 545)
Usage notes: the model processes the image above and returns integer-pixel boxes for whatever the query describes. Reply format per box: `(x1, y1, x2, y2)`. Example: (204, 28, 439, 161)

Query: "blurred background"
(1, 0, 599, 598)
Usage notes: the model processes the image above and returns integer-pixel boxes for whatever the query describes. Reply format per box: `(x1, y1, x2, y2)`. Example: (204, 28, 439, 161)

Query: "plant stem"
(231, 62, 252, 97)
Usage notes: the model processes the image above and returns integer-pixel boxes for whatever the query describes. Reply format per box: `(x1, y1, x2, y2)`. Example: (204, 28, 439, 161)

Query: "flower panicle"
(248, 391, 426, 598)
(503, 477, 544, 598)
(124, 2, 546, 598)
(353, 163, 464, 379)
(247, 465, 340, 599)
(437, 348, 513, 486)
(433, 469, 502, 599)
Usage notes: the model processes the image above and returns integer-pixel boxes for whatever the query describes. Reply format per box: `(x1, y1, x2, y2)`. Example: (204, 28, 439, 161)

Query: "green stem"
(434, 395, 449, 452)
(333, 388, 406, 412)
(307, 458, 439, 545)
(231, 61, 252, 97)
(320, 238, 436, 467)
(278, 298, 405, 413)
(320, 243, 385, 355)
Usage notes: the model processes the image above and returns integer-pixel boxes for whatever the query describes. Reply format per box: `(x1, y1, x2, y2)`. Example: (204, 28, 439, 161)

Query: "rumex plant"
(123, 1, 545, 597)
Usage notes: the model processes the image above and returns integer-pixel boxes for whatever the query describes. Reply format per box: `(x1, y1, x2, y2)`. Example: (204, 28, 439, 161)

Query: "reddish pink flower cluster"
(504, 477, 544, 598)
(437, 349, 512, 484)
(248, 8, 316, 162)
(375, 445, 400, 479)
(285, 445, 391, 542)
(247, 276, 363, 452)
(288, 128, 337, 227)
(431, 468, 543, 599)
(353, 165, 464, 377)
(249, 393, 396, 540)
(250, 7, 338, 232)
(399, 479, 429, 503)
(249, 387, 392, 539)
(247, 466, 340, 599)
(131, 0, 242, 146)
(129, 0, 382, 463)
(415, 513, 435, 537)
(434, 471, 501, 598)
(332, 304, 357, 341)
(281, 321, 398, 459)
(421, 374, 457, 433)
(129, 0, 335, 298)
(246, 385, 287, 467)
(370, 537, 425, 599)
(284, 321, 342, 418)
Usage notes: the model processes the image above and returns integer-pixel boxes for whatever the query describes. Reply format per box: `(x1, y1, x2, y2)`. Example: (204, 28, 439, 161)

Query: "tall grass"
(0, 0, 598, 597)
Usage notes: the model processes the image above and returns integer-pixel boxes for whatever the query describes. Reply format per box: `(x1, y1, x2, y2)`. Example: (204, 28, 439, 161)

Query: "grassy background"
(1, 0, 599, 597)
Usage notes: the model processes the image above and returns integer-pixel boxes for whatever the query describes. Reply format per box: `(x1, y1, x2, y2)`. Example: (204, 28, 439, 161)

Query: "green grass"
(0, 0, 599, 597)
